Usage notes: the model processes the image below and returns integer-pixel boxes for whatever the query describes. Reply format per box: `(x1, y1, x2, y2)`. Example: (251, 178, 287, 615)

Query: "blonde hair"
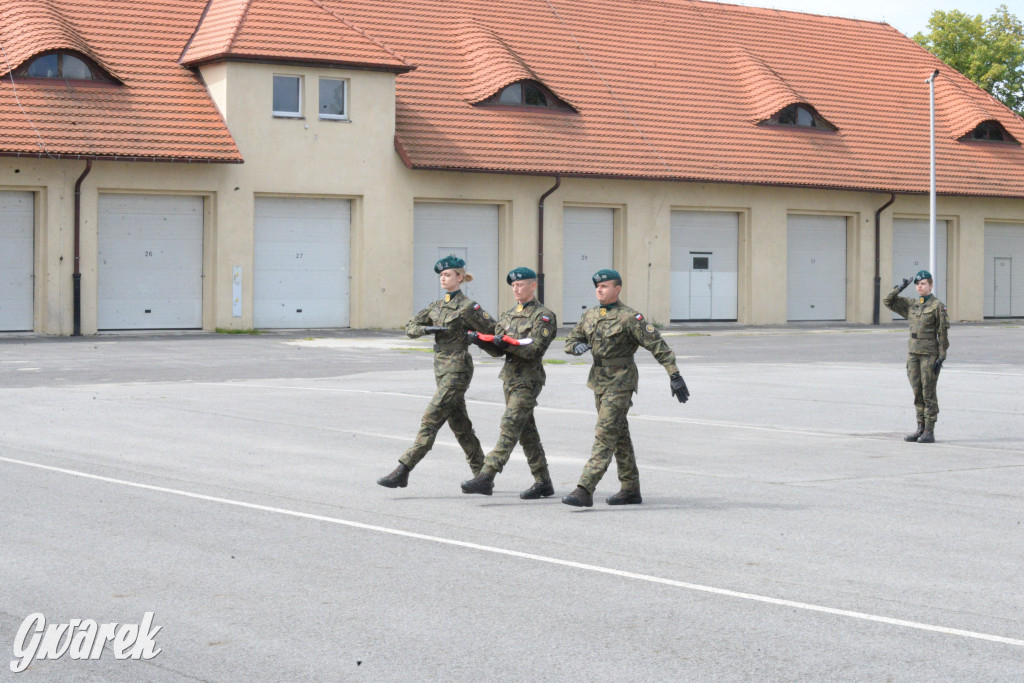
(454, 267, 474, 283)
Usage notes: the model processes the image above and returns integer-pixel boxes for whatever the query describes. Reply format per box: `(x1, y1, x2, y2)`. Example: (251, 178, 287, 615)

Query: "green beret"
(506, 267, 537, 285)
(913, 270, 933, 283)
(434, 254, 466, 273)
(592, 268, 621, 286)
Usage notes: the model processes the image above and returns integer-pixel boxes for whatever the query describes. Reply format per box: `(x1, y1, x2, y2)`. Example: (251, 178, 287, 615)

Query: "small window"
(692, 256, 710, 270)
(963, 120, 1017, 143)
(763, 104, 835, 130)
(14, 51, 113, 82)
(319, 78, 348, 120)
(273, 75, 302, 117)
(478, 79, 574, 111)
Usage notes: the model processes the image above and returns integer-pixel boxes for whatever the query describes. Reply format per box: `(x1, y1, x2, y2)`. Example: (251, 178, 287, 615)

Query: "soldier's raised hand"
(670, 372, 690, 403)
(896, 277, 912, 293)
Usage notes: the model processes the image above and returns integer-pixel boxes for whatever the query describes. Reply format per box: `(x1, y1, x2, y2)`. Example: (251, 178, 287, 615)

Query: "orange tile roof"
(179, 0, 410, 72)
(1, 0, 241, 162)
(2, 0, 1023, 197)
(332, 0, 1023, 198)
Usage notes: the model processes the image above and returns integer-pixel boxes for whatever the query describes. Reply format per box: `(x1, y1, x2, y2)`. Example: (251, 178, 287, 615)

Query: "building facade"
(3, 0, 1023, 335)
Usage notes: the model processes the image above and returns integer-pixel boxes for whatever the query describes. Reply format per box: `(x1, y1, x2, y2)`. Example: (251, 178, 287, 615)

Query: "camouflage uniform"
(883, 289, 950, 429)
(480, 299, 558, 482)
(565, 301, 679, 493)
(400, 290, 496, 472)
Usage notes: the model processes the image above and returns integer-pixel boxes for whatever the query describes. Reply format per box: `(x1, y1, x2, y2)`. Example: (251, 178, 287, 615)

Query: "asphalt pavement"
(1, 321, 1022, 681)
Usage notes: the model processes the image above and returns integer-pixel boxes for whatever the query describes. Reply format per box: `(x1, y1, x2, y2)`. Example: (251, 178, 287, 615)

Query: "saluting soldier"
(562, 269, 689, 507)
(461, 267, 558, 499)
(883, 269, 950, 443)
(377, 255, 496, 488)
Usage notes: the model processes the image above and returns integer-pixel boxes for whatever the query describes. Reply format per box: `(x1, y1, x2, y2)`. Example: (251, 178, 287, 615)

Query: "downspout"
(537, 175, 561, 304)
(73, 159, 92, 336)
(873, 192, 896, 325)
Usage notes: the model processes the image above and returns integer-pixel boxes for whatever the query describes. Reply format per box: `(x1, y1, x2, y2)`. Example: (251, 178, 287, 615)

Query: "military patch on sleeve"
(635, 313, 644, 321)
(541, 315, 550, 322)
(646, 324, 655, 333)
(473, 304, 481, 310)
(483, 313, 491, 319)
(541, 328, 549, 337)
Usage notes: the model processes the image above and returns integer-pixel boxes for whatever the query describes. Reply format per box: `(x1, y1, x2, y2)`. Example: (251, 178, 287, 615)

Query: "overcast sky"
(710, 0, 1008, 37)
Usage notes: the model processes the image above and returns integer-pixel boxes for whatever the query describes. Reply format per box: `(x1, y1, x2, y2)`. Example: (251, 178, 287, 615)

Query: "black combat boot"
(606, 489, 643, 505)
(377, 463, 409, 488)
(917, 424, 935, 443)
(520, 479, 555, 499)
(904, 421, 925, 442)
(461, 472, 494, 495)
(561, 486, 593, 508)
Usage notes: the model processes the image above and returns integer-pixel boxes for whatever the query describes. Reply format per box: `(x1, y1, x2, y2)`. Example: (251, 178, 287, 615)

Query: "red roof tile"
(2, 0, 1024, 196)
(325, 0, 1024, 198)
(1, 0, 240, 162)
(180, 0, 410, 72)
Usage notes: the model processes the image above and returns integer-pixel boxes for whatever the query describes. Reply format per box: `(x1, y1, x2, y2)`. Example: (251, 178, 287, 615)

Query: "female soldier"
(377, 255, 496, 488)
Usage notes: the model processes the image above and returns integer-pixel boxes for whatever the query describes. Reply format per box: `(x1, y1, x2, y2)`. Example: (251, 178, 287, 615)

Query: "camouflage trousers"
(400, 370, 484, 472)
(907, 353, 940, 426)
(482, 380, 549, 482)
(578, 390, 639, 494)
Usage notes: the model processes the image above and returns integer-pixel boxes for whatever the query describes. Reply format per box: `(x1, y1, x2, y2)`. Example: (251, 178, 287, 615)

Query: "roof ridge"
(309, 0, 408, 67)
(226, 0, 254, 55)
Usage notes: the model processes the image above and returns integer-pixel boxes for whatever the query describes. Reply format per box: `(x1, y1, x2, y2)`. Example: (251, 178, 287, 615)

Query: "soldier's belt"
(503, 355, 536, 364)
(592, 356, 633, 367)
(433, 342, 465, 352)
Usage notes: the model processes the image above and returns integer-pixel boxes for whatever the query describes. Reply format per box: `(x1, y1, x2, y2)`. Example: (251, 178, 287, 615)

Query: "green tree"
(914, 5, 1024, 115)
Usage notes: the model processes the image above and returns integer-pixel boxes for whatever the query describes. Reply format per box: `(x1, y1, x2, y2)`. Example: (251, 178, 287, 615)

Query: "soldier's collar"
(599, 300, 619, 315)
(443, 290, 461, 303)
(919, 294, 932, 304)
(515, 298, 536, 312)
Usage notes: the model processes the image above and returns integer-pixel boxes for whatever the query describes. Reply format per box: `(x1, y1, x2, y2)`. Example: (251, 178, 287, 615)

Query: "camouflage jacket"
(883, 289, 950, 358)
(565, 301, 679, 393)
(483, 299, 557, 385)
(406, 290, 496, 373)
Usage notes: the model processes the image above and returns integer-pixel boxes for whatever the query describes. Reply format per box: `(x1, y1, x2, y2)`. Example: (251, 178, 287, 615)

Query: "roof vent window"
(965, 120, 1016, 143)
(763, 104, 835, 130)
(479, 80, 573, 111)
(15, 51, 114, 82)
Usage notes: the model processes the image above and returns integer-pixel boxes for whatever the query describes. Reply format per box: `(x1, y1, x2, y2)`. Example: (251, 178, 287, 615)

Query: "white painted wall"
(0, 191, 34, 331)
(562, 206, 614, 323)
(97, 194, 203, 330)
(787, 214, 847, 321)
(984, 222, 1024, 317)
(413, 202, 499, 316)
(254, 196, 351, 328)
(670, 210, 738, 321)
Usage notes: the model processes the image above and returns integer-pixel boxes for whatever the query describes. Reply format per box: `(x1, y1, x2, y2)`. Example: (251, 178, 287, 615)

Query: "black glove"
(492, 336, 510, 351)
(571, 342, 590, 356)
(933, 358, 944, 375)
(423, 326, 448, 334)
(466, 331, 488, 349)
(896, 277, 912, 293)
(670, 372, 689, 403)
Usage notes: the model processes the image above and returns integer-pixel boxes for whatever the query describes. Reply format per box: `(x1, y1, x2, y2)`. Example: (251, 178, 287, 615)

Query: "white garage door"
(671, 211, 738, 321)
(413, 202, 498, 316)
(254, 197, 351, 328)
(787, 215, 847, 321)
(98, 194, 203, 330)
(892, 218, 948, 319)
(563, 207, 614, 324)
(985, 222, 1024, 318)
(0, 191, 34, 331)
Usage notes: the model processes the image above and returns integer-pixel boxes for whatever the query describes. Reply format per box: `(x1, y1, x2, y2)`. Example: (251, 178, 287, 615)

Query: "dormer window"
(762, 104, 835, 130)
(963, 120, 1017, 144)
(477, 80, 574, 111)
(13, 51, 114, 82)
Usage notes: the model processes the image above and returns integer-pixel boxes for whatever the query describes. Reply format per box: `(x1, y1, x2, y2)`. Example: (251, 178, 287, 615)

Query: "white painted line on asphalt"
(3, 454, 1022, 649)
